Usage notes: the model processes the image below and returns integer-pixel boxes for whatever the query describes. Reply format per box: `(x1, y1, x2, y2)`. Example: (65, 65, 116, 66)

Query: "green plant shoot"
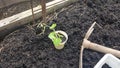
(48, 23, 63, 46)
(49, 23, 56, 30)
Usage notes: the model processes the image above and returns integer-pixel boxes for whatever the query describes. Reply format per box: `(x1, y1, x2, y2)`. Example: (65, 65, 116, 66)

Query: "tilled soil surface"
(0, 0, 120, 68)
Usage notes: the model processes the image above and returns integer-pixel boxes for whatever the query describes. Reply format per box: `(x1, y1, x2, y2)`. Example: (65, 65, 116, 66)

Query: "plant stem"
(41, 0, 46, 24)
(53, 29, 59, 38)
(30, 0, 35, 24)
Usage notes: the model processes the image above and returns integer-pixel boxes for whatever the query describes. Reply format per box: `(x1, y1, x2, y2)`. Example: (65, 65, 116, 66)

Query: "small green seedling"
(37, 22, 47, 35)
(48, 23, 63, 46)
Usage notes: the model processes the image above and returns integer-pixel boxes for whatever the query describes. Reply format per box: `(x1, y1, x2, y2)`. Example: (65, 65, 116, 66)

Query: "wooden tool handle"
(83, 39, 120, 58)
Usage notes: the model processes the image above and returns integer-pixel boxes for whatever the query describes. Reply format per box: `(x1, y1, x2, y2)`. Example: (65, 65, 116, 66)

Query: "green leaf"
(57, 34, 64, 38)
(53, 38, 62, 46)
(48, 32, 56, 40)
(50, 23, 56, 30)
(48, 32, 62, 46)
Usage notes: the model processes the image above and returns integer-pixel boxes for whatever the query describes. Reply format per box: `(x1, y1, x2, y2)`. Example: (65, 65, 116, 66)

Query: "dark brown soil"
(0, 0, 53, 20)
(0, 0, 120, 68)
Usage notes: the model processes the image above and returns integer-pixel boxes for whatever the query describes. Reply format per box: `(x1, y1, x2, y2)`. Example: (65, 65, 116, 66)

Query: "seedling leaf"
(48, 32, 56, 40)
(53, 38, 62, 46)
(48, 32, 62, 46)
(50, 23, 56, 30)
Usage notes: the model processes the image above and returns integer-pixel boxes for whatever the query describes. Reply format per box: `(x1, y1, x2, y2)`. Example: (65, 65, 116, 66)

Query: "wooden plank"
(0, 0, 28, 9)
(0, 0, 78, 38)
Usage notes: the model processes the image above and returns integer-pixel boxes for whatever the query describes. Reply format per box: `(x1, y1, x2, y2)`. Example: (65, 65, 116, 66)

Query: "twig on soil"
(0, 47, 4, 53)
(96, 23, 102, 29)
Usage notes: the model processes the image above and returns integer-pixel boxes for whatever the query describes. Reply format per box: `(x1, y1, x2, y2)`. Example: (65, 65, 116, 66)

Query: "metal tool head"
(84, 22, 96, 39)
